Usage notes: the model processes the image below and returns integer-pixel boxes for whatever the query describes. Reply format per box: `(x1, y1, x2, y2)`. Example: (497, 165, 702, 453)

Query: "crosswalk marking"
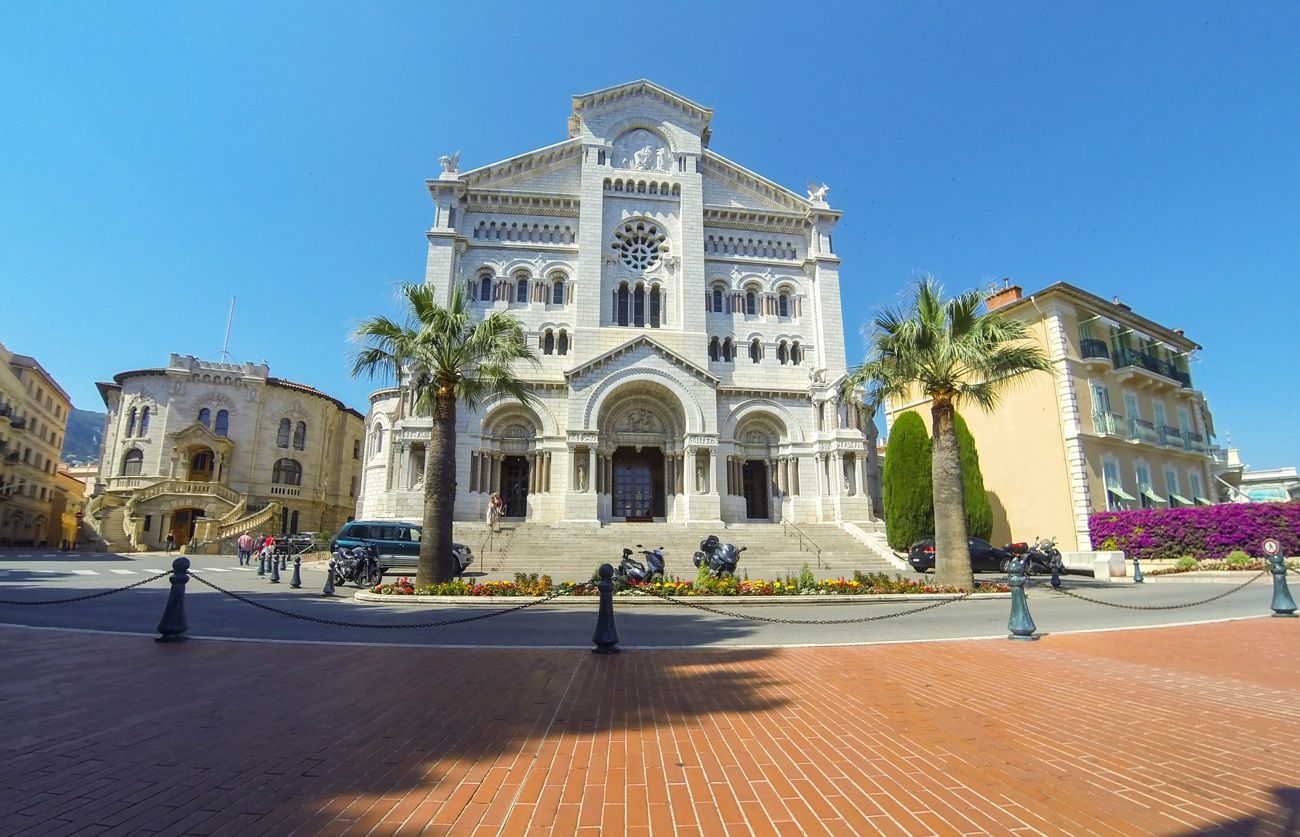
(233, 567, 256, 572)
(110, 569, 137, 575)
(143, 569, 168, 573)
(70, 569, 99, 576)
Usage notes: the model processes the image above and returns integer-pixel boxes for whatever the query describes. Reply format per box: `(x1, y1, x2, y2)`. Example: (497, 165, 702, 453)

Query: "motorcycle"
(1001, 536, 1062, 575)
(331, 543, 384, 588)
(692, 535, 746, 579)
(616, 544, 665, 584)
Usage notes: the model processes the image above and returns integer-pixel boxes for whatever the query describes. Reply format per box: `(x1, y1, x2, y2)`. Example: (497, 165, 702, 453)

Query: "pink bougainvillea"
(1089, 503, 1300, 562)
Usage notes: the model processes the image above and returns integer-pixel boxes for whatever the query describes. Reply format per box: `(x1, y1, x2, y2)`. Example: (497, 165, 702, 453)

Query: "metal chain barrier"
(189, 574, 590, 629)
(0, 572, 169, 606)
(625, 583, 983, 625)
(1040, 570, 1268, 610)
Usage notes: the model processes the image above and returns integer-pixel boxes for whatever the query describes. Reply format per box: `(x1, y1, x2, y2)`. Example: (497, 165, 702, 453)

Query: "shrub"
(1089, 502, 1300, 563)
(955, 413, 993, 541)
(798, 563, 816, 591)
(1175, 556, 1199, 570)
(883, 411, 933, 551)
(1225, 550, 1251, 566)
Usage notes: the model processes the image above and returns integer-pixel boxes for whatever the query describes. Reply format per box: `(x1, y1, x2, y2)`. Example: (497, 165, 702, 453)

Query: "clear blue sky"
(2, 2, 1297, 469)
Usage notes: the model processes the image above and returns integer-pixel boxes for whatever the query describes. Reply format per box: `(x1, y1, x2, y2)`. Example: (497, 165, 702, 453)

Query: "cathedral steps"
(451, 520, 909, 582)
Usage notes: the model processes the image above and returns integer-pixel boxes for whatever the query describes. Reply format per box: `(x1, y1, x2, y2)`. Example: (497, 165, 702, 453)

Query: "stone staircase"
(94, 505, 134, 553)
(453, 520, 905, 582)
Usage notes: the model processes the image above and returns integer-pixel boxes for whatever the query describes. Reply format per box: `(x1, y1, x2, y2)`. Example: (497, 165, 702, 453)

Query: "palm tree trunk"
(931, 398, 974, 589)
(418, 392, 457, 587)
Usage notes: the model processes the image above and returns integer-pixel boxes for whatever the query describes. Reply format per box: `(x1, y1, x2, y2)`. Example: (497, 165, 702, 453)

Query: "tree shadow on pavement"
(1175, 786, 1300, 836)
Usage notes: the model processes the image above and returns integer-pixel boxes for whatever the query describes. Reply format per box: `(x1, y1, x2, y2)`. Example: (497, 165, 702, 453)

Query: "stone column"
(586, 447, 596, 494)
(707, 449, 717, 495)
(684, 449, 696, 494)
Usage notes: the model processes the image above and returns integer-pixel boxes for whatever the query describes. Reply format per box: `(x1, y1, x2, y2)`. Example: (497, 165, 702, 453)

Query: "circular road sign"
(1262, 538, 1281, 556)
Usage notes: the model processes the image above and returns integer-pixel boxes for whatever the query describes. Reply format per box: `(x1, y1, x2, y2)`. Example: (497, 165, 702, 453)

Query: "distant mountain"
(61, 409, 106, 465)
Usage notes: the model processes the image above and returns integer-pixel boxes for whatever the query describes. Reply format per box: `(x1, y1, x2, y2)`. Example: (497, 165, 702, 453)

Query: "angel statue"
(439, 151, 461, 174)
(806, 181, 830, 202)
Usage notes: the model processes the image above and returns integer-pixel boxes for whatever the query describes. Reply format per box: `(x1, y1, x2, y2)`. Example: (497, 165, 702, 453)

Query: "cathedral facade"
(357, 81, 880, 526)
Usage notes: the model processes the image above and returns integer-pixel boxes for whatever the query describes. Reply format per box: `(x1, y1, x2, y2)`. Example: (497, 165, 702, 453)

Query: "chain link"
(189, 574, 589, 629)
(0, 572, 169, 606)
(625, 584, 981, 624)
(1040, 570, 1267, 610)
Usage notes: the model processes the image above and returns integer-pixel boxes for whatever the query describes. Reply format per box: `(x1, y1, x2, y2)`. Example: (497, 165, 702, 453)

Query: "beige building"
(0, 341, 74, 547)
(884, 282, 1231, 552)
(89, 354, 364, 552)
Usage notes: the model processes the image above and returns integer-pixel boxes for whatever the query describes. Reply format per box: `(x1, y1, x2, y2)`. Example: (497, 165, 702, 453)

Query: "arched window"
(633, 284, 646, 327)
(515, 276, 529, 303)
(552, 279, 565, 305)
(125, 408, 137, 437)
(138, 407, 150, 436)
(558, 330, 569, 356)
(722, 338, 735, 362)
(749, 339, 762, 363)
(289, 510, 300, 533)
(121, 449, 144, 476)
(293, 421, 307, 450)
(543, 329, 555, 355)
(708, 337, 720, 362)
(778, 293, 790, 318)
(616, 283, 630, 326)
(649, 287, 661, 328)
(215, 410, 229, 436)
(271, 458, 303, 486)
(373, 424, 384, 454)
(276, 418, 291, 448)
(791, 342, 802, 365)
(777, 341, 789, 365)
(480, 275, 492, 302)
(712, 287, 724, 313)
(745, 290, 757, 316)
(198, 408, 211, 428)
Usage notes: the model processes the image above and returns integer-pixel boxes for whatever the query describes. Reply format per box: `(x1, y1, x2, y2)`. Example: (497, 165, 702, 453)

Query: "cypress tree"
(882, 411, 934, 551)
(955, 412, 993, 541)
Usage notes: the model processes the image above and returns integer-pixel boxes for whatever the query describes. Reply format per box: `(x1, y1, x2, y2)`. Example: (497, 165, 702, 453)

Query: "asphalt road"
(0, 548, 1284, 648)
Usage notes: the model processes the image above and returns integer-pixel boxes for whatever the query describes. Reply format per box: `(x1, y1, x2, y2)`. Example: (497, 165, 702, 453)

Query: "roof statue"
(807, 181, 830, 202)
(439, 151, 461, 174)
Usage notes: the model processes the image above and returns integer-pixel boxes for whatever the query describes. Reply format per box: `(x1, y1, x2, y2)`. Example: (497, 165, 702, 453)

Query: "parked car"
(286, 532, 320, 548)
(907, 537, 1016, 574)
(330, 521, 473, 576)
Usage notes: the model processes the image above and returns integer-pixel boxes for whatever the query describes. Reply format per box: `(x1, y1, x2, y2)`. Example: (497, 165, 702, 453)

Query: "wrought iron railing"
(1113, 347, 1192, 387)
(780, 517, 824, 569)
(1128, 418, 1161, 445)
(1092, 411, 1127, 438)
(1079, 338, 1110, 361)
(1157, 425, 1183, 447)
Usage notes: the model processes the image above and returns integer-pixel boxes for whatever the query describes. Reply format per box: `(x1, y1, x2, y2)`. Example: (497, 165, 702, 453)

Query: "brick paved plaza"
(2, 619, 1298, 836)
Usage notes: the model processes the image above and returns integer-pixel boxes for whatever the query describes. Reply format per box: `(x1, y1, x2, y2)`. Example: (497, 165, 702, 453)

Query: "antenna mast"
(220, 297, 236, 363)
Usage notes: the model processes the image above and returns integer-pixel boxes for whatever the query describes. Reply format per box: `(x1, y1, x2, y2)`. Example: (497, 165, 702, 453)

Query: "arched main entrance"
(612, 447, 665, 520)
(741, 459, 769, 519)
(501, 455, 530, 517)
(170, 508, 205, 547)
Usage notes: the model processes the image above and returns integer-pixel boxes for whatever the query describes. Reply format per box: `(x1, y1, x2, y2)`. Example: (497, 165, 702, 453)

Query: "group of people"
(235, 532, 278, 566)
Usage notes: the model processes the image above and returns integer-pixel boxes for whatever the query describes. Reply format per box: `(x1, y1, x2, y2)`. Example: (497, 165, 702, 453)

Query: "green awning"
(1171, 494, 1193, 506)
(1107, 486, 1136, 501)
(1195, 496, 1213, 505)
(1142, 489, 1166, 504)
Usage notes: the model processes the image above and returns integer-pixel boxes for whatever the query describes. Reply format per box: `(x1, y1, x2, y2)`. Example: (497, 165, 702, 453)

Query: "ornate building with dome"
(357, 80, 880, 526)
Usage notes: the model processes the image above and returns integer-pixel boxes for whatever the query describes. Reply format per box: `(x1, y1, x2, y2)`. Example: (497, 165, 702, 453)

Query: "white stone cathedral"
(357, 80, 880, 527)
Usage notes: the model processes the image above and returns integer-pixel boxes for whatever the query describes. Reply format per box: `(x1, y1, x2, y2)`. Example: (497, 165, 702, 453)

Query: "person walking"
(165, 533, 175, 554)
(486, 492, 503, 534)
(237, 532, 255, 565)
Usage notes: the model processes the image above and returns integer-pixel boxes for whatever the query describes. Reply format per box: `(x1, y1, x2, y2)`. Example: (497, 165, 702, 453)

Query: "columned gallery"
(356, 81, 880, 526)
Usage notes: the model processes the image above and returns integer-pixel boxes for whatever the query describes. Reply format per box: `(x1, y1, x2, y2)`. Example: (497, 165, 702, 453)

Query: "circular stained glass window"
(613, 220, 668, 270)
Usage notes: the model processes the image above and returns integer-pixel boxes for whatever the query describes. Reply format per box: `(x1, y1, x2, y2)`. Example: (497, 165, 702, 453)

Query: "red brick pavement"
(1, 619, 1298, 836)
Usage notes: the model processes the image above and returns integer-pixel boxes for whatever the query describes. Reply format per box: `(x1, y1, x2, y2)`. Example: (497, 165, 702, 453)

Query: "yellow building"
(884, 282, 1232, 552)
(0, 341, 74, 547)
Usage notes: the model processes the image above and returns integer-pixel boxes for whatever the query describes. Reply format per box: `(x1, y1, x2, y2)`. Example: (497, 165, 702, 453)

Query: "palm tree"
(351, 283, 538, 586)
(846, 276, 1051, 589)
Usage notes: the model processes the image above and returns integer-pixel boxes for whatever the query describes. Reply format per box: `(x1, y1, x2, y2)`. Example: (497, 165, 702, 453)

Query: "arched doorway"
(170, 508, 205, 547)
(612, 447, 665, 520)
(501, 455, 529, 517)
(741, 459, 769, 519)
(188, 448, 215, 482)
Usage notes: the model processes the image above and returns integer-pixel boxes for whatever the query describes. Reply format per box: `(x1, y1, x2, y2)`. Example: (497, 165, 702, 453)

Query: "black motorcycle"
(616, 545, 665, 584)
(1001, 537, 1062, 575)
(693, 535, 746, 579)
(331, 543, 384, 588)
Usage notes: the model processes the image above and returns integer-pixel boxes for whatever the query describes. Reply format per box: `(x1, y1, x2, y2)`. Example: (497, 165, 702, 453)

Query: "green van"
(330, 520, 474, 576)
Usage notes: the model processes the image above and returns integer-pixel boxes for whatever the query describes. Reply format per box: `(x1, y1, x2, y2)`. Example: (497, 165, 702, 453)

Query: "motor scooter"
(616, 544, 665, 583)
(331, 543, 384, 588)
(692, 535, 746, 578)
(1000, 536, 1061, 575)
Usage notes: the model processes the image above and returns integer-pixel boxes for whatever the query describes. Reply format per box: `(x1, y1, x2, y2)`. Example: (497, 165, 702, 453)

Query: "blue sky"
(2, 2, 1297, 469)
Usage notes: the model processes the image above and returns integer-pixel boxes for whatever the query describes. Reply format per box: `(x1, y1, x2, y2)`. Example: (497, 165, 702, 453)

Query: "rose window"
(613, 220, 668, 270)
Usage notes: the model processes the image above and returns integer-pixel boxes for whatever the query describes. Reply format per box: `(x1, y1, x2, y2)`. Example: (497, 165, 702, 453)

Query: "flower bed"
(1146, 558, 1299, 576)
(369, 571, 1008, 597)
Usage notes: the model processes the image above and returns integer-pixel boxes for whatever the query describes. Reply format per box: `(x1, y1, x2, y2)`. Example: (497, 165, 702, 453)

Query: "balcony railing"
(1092, 411, 1127, 438)
(1080, 338, 1110, 362)
(1113, 347, 1192, 387)
(1128, 418, 1161, 445)
(1184, 430, 1208, 452)
(1158, 425, 1183, 448)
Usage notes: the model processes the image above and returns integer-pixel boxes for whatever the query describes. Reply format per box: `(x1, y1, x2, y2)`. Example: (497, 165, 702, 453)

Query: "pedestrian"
(237, 532, 255, 565)
(486, 492, 503, 533)
(165, 533, 175, 554)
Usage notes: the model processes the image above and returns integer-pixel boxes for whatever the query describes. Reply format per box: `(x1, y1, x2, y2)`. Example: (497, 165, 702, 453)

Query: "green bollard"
(1132, 554, 1145, 584)
(1007, 555, 1038, 641)
(321, 559, 337, 597)
(290, 556, 302, 589)
(591, 563, 620, 654)
(156, 556, 191, 643)
(269, 554, 281, 584)
(1268, 553, 1298, 617)
(257, 551, 266, 576)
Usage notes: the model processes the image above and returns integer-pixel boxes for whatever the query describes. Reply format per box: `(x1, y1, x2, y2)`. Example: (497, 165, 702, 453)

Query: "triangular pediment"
(565, 336, 718, 386)
(700, 152, 813, 213)
(170, 422, 235, 452)
(572, 80, 713, 142)
(457, 138, 584, 193)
